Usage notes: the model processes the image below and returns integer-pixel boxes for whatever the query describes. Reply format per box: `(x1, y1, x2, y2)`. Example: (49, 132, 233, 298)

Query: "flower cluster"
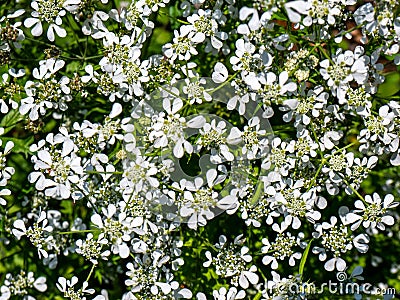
(0, 0, 399, 299)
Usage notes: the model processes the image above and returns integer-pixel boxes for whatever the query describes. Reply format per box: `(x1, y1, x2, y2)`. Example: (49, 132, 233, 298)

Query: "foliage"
(0, 0, 400, 299)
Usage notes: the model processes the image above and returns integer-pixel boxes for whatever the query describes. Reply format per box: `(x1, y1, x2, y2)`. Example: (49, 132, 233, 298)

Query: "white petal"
(212, 62, 228, 83)
(324, 258, 336, 271)
(239, 273, 249, 289)
(53, 24, 67, 38)
(47, 25, 55, 42)
(13, 220, 26, 233)
(119, 243, 130, 258)
(244, 270, 259, 284)
(31, 21, 43, 36)
(187, 116, 205, 128)
(91, 214, 103, 227)
(173, 142, 184, 158)
(156, 282, 171, 294)
(382, 215, 394, 226)
(336, 257, 347, 271)
(24, 17, 39, 28)
(284, 1, 309, 23)
(34, 277, 47, 292)
(110, 102, 122, 118)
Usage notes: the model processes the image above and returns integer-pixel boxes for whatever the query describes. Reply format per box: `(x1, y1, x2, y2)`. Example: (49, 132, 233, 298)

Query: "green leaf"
(271, 11, 289, 21)
(157, 7, 170, 25)
(0, 110, 25, 134)
(377, 72, 400, 98)
(250, 181, 264, 206)
(147, 28, 172, 55)
(299, 239, 313, 279)
(66, 61, 81, 73)
(84, 106, 108, 118)
(95, 269, 103, 284)
(0, 136, 34, 156)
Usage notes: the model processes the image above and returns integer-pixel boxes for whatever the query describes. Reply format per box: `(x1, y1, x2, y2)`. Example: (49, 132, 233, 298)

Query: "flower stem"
(85, 264, 96, 283)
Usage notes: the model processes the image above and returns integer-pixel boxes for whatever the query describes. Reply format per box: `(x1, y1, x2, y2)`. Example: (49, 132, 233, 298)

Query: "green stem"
(306, 158, 326, 192)
(133, 26, 147, 45)
(66, 14, 85, 57)
(310, 121, 324, 159)
(333, 24, 364, 40)
(85, 264, 96, 282)
(343, 179, 367, 204)
(158, 10, 190, 25)
(207, 71, 240, 95)
(324, 142, 357, 160)
(317, 45, 333, 64)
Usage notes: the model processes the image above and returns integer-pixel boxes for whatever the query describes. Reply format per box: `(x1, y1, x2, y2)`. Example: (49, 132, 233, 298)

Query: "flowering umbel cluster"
(0, 0, 400, 299)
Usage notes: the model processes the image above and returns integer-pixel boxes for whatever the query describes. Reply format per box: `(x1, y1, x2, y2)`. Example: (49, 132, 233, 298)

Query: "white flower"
(312, 216, 369, 271)
(281, 85, 328, 126)
(109, 1, 153, 31)
(0, 10, 25, 50)
(0, 69, 25, 113)
(229, 39, 262, 73)
(81, 11, 110, 38)
(0, 140, 15, 182)
(226, 92, 250, 116)
(203, 235, 258, 289)
(12, 211, 53, 258)
(75, 233, 111, 264)
(287, 132, 319, 163)
(124, 253, 179, 298)
(24, 0, 67, 41)
(354, 2, 397, 38)
(341, 193, 399, 231)
(0, 271, 47, 299)
(212, 287, 245, 300)
(275, 180, 322, 228)
(228, 116, 268, 160)
(136, 0, 170, 16)
(19, 59, 70, 121)
(287, 0, 356, 26)
(99, 36, 149, 96)
(149, 96, 205, 158)
(57, 276, 105, 300)
(197, 119, 235, 162)
(163, 25, 198, 62)
(91, 204, 141, 258)
(252, 71, 297, 107)
(261, 137, 295, 176)
(322, 150, 354, 184)
(179, 169, 238, 229)
(28, 146, 83, 199)
(120, 155, 159, 193)
(183, 77, 212, 104)
(262, 222, 303, 269)
(186, 8, 228, 53)
(359, 105, 395, 144)
(320, 47, 369, 99)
